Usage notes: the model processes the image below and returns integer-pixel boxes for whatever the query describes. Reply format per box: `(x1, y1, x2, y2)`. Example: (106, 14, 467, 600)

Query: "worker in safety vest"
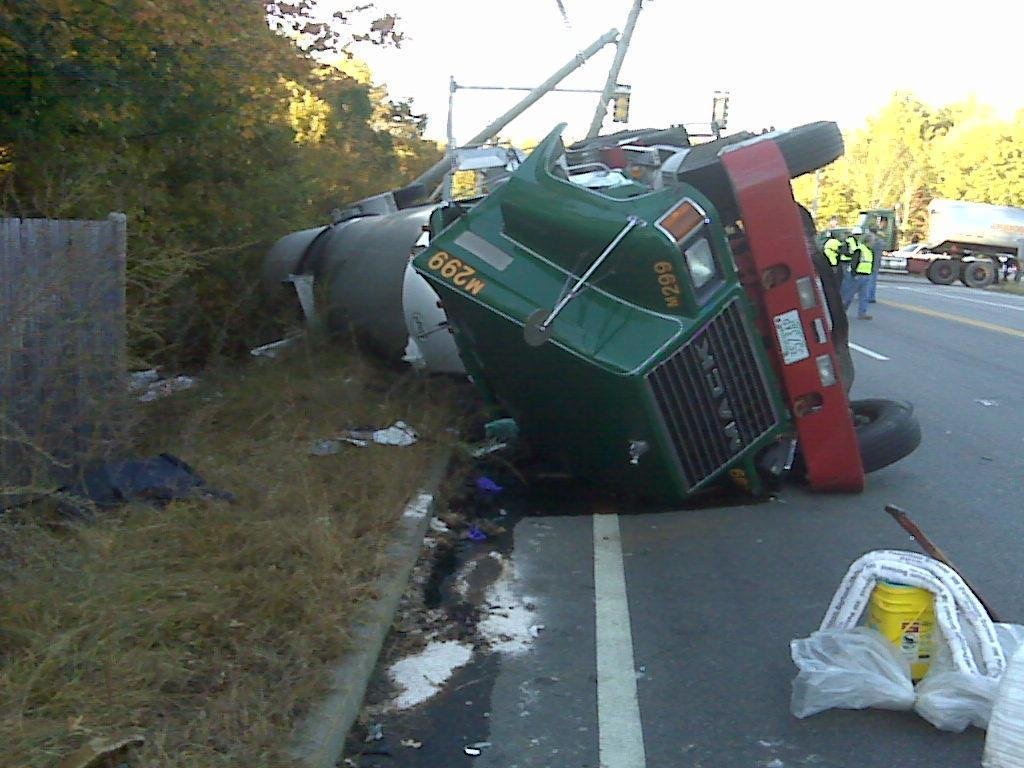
(866, 219, 889, 302)
(822, 231, 847, 275)
(840, 227, 874, 320)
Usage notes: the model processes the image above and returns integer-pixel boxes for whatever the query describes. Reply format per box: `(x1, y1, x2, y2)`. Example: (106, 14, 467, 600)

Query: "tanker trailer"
(907, 198, 1024, 287)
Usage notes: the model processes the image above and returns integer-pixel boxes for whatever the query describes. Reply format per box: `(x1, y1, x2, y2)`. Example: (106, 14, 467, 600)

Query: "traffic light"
(711, 90, 730, 137)
(612, 85, 631, 123)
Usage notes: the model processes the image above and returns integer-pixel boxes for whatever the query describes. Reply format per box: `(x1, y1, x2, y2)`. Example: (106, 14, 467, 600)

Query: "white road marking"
(849, 342, 889, 361)
(593, 514, 646, 768)
(889, 285, 1024, 312)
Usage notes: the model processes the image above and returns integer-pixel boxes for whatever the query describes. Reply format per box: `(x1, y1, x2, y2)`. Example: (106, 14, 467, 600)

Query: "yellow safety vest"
(846, 237, 874, 275)
(823, 237, 842, 266)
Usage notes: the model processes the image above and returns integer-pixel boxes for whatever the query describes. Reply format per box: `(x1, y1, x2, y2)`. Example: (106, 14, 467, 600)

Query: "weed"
(0, 338, 466, 766)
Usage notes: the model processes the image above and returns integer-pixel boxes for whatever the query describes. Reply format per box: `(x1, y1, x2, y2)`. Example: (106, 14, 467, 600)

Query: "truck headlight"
(683, 237, 717, 290)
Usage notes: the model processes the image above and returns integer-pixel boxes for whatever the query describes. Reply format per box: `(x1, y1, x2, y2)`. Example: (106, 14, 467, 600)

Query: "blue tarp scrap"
(64, 453, 235, 508)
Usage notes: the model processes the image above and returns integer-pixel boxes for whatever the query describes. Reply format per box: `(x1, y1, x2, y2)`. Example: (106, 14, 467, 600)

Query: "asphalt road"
(366, 275, 1024, 768)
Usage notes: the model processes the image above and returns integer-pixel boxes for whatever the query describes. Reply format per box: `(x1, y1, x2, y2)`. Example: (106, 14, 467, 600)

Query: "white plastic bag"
(984, 643, 1024, 767)
(790, 627, 916, 718)
(915, 624, 1024, 732)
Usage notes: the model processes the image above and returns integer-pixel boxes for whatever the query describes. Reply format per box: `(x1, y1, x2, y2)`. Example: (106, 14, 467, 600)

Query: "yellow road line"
(879, 299, 1024, 339)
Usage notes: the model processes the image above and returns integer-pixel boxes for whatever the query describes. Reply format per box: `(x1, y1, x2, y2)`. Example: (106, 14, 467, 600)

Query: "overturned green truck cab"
(414, 125, 809, 504)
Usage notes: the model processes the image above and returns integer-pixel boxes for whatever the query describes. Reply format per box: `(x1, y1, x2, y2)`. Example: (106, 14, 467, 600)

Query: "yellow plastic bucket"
(867, 580, 936, 681)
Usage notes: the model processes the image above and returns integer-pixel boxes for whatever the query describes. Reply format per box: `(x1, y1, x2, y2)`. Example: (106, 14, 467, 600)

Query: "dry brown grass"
(0, 339, 464, 767)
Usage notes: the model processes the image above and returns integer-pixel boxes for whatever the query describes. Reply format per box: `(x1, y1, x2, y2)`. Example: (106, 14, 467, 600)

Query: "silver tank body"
(263, 204, 436, 358)
(927, 198, 1024, 252)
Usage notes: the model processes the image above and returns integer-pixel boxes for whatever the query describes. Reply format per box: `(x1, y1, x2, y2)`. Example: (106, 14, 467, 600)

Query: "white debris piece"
(402, 337, 427, 370)
(309, 422, 417, 455)
(369, 421, 418, 446)
(335, 421, 418, 447)
(250, 336, 301, 359)
(128, 369, 160, 392)
(137, 375, 197, 402)
(388, 640, 473, 710)
(478, 555, 540, 655)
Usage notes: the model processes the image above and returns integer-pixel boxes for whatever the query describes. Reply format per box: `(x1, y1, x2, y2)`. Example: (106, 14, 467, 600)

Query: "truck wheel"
(851, 399, 922, 473)
(961, 259, 996, 288)
(772, 121, 845, 179)
(669, 122, 844, 212)
(926, 259, 957, 285)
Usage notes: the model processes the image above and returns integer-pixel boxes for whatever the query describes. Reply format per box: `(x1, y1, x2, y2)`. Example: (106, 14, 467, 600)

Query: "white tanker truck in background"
(891, 198, 1024, 288)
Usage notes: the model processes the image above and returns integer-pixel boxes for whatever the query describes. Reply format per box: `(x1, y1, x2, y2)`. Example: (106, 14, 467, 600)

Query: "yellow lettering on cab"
(425, 250, 487, 296)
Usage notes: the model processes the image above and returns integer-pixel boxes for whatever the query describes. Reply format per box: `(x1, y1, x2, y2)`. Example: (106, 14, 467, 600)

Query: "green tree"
(0, 0, 439, 366)
(795, 93, 1024, 245)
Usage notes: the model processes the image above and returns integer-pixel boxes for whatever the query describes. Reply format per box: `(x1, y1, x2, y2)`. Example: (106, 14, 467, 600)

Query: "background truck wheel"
(851, 399, 922, 473)
(926, 259, 957, 285)
(961, 259, 996, 288)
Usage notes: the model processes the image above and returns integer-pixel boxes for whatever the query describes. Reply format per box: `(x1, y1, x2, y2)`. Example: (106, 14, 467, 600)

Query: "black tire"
(773, 121, 845, 179)
(670, 122, 843, 212)
(926, 259, 957, 285)
(851, 399, 921, 473)
(961, 258, 996, 288)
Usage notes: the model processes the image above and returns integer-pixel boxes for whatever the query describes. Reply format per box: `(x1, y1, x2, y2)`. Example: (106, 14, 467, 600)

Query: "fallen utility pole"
(415, 28, 620, 193)
(885, 504, 1003, 622)
(586, 0, 644, 138)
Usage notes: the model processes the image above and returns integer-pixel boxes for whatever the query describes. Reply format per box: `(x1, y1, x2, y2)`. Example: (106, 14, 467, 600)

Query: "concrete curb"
(290, 451, 451, 768)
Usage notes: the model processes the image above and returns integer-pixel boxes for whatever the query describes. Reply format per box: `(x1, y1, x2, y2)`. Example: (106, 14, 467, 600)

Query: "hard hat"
(851, 226, 864, 235)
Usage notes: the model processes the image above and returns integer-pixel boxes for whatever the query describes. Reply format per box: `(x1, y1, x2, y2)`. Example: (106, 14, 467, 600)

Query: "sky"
(337, 0, 1023, 146)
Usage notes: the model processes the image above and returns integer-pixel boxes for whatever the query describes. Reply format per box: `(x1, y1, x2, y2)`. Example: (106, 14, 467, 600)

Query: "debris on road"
(484, 418, 519, 443)
(386, 640, 473, 710)
(791, 549, 1024, 731)
(468, 440, 509, 458)
(309, 422, 419, 455)
(985, 645, 1024, 765)
(249, 336, 301, 359)
(463, 741, 491, 756)
(136, 374, 197, 402)
(128, 369, 160, 391)
(474, 476, 503, 495)
(358, 421, 418, 447)
(462, 740, 493, 756)
(885, 503, 1003, 621)
(478, 554, 539, 656)
(61, 453, 233, 510)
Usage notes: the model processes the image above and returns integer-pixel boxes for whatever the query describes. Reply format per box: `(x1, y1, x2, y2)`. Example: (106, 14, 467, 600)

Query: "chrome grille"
(647, 299, 779, 489)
